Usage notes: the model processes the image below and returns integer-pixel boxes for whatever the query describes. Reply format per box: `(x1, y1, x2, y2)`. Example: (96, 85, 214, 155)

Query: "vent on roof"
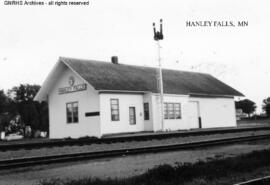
(111, 56, 118, 64)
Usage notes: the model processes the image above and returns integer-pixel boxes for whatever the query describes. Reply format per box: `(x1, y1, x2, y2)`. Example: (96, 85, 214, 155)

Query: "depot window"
(66, 102, 79, 123)
(144, 103, 150, 120)
(164, 103, 181, 119)
(111, 99, 120, 121)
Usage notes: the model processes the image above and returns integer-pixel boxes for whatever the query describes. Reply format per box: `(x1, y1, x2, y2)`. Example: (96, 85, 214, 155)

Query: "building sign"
(59, 83, 87, 94)
(58, 76, 87, 94)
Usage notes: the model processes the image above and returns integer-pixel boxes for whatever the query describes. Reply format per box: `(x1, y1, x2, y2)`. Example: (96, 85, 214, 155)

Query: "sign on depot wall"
(58, 76, 87, 94)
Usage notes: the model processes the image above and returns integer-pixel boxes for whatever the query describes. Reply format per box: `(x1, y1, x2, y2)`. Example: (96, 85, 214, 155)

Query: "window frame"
(168, 103, 174, 119)
(66, 101, 79, 124)
(143, 102, 150, 120)
(164, 102, 182, 120)
(110, 99, 120, 121)
(164, 103, 168, 119)
(129, 106, 136, 125)
(174, 103, 181, 119)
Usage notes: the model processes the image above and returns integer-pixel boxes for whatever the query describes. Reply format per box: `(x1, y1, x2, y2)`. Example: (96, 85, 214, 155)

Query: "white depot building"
(34, 57, 243, 138)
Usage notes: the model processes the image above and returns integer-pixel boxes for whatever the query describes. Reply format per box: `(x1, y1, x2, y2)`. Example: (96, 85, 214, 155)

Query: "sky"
(0, 0, 270, 112)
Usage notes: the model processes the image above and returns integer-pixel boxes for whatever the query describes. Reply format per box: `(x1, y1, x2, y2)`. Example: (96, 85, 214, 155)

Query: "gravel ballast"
(0, 130, 270, 160)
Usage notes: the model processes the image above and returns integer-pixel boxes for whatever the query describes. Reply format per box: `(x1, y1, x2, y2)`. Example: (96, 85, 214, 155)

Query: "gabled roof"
(62, 57, 243, 95)
(35, 57, 243, 101)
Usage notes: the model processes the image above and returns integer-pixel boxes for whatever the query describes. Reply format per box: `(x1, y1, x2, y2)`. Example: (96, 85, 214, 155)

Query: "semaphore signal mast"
(153, 19, 164, 131)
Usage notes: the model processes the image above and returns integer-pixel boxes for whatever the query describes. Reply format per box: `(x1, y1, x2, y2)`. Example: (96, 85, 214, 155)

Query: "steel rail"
(0, 126, 270, 151)
(234, 175, 270, 185)
(0, 133, 270, 170)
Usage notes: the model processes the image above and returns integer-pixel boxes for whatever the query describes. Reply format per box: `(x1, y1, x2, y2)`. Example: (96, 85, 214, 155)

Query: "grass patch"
(39, 149, 270, 185)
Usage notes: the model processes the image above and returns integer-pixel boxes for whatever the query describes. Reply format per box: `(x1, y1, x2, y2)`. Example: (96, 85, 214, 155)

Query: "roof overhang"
(34, 60, 65, 102)
(34, 58, 93, 102)
(189, 93, 243, 98)
(98, 90, 149, 95)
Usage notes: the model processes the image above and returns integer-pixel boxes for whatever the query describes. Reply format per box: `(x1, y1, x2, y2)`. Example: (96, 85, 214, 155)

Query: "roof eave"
(34, 59, 64, 102)
(98, 89, 150, 94)
(189, 93, 244, 98)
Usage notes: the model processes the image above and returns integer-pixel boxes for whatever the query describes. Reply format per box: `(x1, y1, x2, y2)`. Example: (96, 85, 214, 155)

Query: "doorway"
(188, 101, 200, 129)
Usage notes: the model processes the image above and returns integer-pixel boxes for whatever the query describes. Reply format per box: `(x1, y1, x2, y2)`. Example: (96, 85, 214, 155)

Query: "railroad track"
(0, 126, 270, 151)
(235, 175, 270, 185)
(0, 133, 270, 170)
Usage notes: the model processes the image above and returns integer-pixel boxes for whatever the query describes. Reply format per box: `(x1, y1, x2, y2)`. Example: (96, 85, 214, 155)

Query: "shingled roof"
(60, 57, 243, 97)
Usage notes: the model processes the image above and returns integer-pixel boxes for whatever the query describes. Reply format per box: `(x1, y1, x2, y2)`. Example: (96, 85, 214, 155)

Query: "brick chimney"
(111, 56, 118, 64)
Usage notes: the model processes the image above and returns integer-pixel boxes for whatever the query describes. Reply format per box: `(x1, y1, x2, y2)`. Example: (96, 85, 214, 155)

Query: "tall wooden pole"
(157, 40, 164, 131)
(153, 19, 164, 131)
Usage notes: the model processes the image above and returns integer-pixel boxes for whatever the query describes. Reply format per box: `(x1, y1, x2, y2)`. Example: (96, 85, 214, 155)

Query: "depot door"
(188, 101, 200, 129)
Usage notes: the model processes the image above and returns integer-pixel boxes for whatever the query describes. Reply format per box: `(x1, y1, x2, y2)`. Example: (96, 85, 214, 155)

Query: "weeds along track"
(1, 126, 270, 152)
(0, 133, 270, 170)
